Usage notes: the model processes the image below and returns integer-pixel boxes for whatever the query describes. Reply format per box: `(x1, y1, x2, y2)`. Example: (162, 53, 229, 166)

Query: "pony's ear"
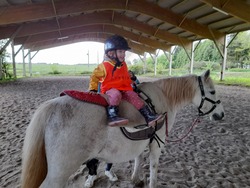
(202, 69, 210, 81)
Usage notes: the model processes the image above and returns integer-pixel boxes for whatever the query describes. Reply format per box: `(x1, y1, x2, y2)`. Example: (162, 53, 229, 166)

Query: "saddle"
(60, 90, 166, 141)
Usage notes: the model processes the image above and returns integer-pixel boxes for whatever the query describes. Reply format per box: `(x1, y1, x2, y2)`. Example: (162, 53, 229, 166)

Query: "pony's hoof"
(134, 180, 144, 187)
(132, 178, 144, 187)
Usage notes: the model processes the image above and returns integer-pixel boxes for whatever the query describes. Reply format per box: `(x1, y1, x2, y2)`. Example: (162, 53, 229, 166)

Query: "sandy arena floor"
(0, 76, 250, 188)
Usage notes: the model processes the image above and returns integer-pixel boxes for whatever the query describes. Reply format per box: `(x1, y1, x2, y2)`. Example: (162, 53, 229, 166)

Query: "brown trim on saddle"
(120, 118, 165, 141)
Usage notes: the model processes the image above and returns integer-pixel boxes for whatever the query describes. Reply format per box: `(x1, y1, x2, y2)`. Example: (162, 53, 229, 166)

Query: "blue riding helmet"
(104, 35, 131, 54)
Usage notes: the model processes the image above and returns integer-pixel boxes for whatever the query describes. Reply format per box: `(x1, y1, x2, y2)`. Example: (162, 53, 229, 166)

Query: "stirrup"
(108, 117, 128, 127)
(147, 114, 164, 127)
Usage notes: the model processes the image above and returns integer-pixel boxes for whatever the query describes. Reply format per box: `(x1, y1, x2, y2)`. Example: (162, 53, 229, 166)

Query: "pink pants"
(105, 88, 144, 110)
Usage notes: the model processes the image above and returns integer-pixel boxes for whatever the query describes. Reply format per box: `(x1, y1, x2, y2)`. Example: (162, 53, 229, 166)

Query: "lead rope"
(165, 117, 201, 143)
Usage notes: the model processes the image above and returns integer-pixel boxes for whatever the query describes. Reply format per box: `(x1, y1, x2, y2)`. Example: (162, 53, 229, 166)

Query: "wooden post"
(220, 35, 228, 81)
(154, 52, 157, 76)
(0, 56, 2, 80)
(22, 47, 26, 77)
(138, 52, 147, 74)
(28, 49, 32, 77)
(169, 50, 172, 76)
(11, 41, 16, 78)
(143, 52, 147, 74)
(190, 42, 194, 74)
(149, 53, 156, 76)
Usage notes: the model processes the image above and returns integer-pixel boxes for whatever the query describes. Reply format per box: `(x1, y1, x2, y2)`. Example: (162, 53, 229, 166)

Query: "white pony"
(21, 70, 224, 188)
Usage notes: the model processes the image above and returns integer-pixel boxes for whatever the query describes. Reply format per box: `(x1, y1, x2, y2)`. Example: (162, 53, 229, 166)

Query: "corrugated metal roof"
(0, 0, 249, 55)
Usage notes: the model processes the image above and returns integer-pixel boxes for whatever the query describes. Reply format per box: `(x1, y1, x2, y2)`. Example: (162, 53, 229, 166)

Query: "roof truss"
(0, 0, 249, 54)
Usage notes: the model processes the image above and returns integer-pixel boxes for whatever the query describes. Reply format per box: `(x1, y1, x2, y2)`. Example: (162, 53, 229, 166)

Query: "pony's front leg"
(148, 141, 162, 188)
(131, 154, 143, 185)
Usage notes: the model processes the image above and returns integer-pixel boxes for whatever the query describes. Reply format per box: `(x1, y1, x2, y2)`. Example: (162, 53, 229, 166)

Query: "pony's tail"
(21, 103, 49, 188)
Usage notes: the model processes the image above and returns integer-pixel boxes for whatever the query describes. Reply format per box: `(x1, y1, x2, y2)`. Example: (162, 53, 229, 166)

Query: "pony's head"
(193, 70, 224, 121)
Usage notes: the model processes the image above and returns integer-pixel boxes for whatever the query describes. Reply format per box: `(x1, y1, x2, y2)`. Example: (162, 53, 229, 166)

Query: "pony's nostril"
(213, 113, 224, 120)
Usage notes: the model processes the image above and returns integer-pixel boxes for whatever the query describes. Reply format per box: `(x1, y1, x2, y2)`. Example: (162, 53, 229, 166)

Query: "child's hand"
(89, 90, 98, 94)
(129, 70, 137, 81)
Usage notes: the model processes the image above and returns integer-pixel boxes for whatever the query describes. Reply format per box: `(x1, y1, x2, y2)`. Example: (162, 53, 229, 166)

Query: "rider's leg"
(106, 89, 128, 126)
(139, 105, 163, 126)
(106, 106, 128, 126)
(122, 90, 163, 126)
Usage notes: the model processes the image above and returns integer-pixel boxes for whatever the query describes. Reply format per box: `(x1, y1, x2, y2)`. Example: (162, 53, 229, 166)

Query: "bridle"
(197, 76, 221, 116)
(166, 76, 221, 143)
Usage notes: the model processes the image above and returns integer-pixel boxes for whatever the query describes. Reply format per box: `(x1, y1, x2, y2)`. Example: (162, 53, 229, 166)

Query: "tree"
(227, 31, 250, 68)
(157, 54, 169, 68)
(194, 40, 221, 62)
(172, 47, 189, 68)
(131, 31, 250, 73)
(0, 40, 12, 80)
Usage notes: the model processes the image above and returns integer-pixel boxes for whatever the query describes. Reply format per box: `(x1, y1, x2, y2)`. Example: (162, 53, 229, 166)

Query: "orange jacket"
(89, 59, 133, 93)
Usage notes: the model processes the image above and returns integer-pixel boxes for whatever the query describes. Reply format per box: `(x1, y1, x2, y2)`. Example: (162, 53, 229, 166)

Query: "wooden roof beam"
(0, 13, 188, 47)
(0, 11, 190, 47)
(14, 24, 171, 51)
(25, 33, 155, 54)
(0, 0, 217, 41)
(0, 12, 191, 45)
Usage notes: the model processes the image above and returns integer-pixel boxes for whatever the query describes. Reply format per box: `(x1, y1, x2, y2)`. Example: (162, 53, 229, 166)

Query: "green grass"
(216, 78, 250, 87)
(213, 71, 250, 87)
(1, 63, 250, 88)
(14, 63, 97, 77)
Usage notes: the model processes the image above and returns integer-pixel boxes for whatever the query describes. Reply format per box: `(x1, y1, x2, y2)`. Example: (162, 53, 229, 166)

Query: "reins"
(165, 117, 200, 143)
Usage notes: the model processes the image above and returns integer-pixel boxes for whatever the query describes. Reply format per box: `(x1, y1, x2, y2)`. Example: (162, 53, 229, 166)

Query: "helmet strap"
(107, 51, 123, 76)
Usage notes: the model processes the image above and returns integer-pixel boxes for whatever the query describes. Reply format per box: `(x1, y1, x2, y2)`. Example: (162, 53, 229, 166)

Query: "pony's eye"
(210, 91, 216, 95)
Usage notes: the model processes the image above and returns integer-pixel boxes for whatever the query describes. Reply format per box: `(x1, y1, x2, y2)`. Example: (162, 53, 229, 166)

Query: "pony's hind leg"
(41, 133, 88, 188)
(39, 159, 82, 188)
(40, 154, 85, 188)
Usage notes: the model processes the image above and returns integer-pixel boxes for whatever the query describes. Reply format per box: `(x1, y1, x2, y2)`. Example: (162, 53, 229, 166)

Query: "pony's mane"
(154, 75, 197, 108)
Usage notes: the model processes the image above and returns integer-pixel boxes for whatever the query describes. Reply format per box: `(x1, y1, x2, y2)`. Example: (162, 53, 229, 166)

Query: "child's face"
(116, 49, 126, 62)
(108, 50, 126, 62)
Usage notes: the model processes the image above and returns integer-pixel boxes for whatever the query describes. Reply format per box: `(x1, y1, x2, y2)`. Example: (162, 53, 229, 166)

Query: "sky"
(7, 41, 138, 65)
(10, 42, 105, 65)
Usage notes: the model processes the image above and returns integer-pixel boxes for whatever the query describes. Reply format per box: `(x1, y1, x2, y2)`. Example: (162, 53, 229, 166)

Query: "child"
(89, 34, 162, 126)
(85, 70, 141, 187)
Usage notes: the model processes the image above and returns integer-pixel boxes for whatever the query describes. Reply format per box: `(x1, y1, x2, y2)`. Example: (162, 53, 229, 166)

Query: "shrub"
(49, 70, 62, 74)
(49, 64, 62, 74)
(1, 62, 13, 80)
(129, 64, 144, 75)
